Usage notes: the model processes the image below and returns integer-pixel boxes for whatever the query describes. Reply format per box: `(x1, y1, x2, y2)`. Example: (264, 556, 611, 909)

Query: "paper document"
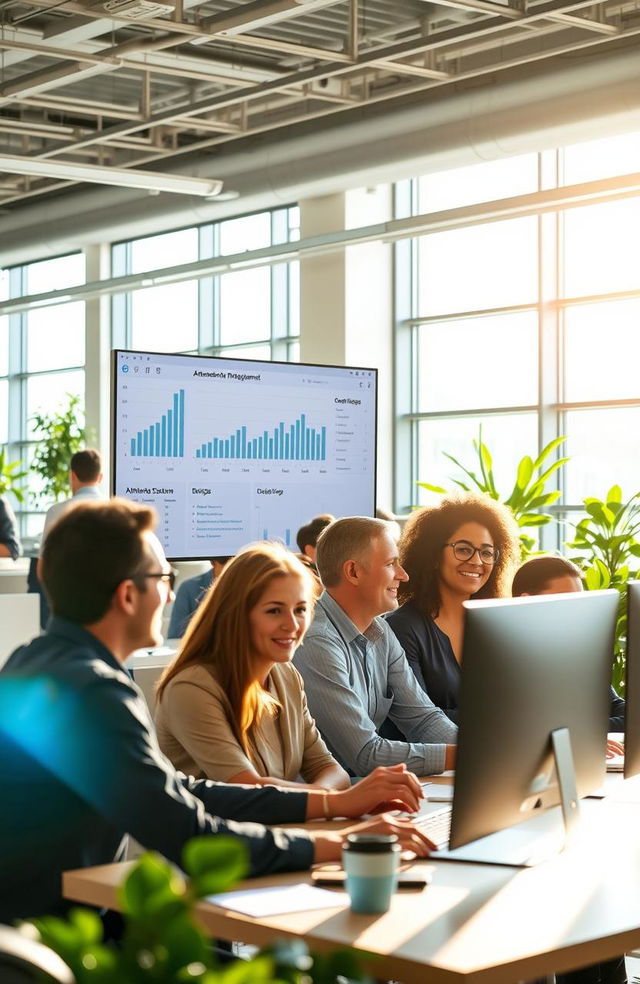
(206, 883, 347, 917)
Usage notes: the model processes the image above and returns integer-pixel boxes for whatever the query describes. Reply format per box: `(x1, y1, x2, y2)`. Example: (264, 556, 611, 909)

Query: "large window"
(0, 253, 86, 539)
(395, 135, 640, 545)
(111, 207, 300, 363)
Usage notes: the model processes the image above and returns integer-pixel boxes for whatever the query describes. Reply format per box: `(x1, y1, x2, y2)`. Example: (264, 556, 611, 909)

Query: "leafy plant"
(28, 837, 372, 984)
(30, 393, 86, 504)
(566, 485, 640, 693)
(0, 446, 27, 502)
(418, 428, 568, 558)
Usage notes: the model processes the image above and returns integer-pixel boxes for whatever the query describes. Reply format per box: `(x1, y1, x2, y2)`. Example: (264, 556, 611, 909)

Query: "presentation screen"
(111, 349, 377, 559)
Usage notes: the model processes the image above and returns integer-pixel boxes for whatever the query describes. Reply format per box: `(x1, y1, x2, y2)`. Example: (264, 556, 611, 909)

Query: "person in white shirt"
(38, 449, 104, 568)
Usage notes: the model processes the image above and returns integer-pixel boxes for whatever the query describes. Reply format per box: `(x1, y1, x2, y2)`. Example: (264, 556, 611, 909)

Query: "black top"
(0, 617, 313, 922)
(386, 602, 460, 724)
(387, 600, 626, 732)
(0, 496, 21, 560)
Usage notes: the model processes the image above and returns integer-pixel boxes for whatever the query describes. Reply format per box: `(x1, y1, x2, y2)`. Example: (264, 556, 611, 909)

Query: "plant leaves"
(182, 836, 248, 898)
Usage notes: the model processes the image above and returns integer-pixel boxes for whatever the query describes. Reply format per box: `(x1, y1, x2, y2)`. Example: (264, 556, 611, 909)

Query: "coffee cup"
(342, 833, 400, 914)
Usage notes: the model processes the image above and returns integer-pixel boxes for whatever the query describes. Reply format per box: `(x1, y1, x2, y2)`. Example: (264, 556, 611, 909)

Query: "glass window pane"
(564, 408, 640, 504)
(0, 317, 7, 376)
(220, 213, 271, 255)
(563, 132, 640, 185)
(26, 253, 84, 295)
(418, 311, 538, 412)
(131, 229, 198, 273)
(220, 344, 271, 360)
(288, 207, 300, 241)
(288, 341, 300, 362)
(219, 269, 270, 345)
(417, 217, 538, 316)
(564, 299, 640, 402)
(26, 371, 85, 439)
(563, 197, 640, 298)
(27, 303, 85, 372)
(417, 413, 538, 504)
(0, 379, 7, 444)
(0, 268, 8, 301)
(289, 262, 300, 338)
(131, 283, 199, 351)
(419, 154, 538, 212)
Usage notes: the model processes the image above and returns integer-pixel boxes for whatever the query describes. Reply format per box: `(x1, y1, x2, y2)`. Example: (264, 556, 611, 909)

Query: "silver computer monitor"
(625, 582, 640, 780)
(448, 590, 619, 857)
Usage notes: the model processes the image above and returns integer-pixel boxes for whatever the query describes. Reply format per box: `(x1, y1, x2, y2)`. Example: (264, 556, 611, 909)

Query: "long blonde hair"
(156, 543, 317, 753)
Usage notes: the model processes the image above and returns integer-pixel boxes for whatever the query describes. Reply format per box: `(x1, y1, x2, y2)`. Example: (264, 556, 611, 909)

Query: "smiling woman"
(386, 493, 520, 723)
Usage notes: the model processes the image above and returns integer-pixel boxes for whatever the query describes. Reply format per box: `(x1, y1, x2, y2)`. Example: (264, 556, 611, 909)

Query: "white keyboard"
(402, 805, 452, 849)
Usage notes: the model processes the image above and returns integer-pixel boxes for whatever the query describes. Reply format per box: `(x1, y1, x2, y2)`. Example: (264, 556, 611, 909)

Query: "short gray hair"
(316, 517, 390, 588)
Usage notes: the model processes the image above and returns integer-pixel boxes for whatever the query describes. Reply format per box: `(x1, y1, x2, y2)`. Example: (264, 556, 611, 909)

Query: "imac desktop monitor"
(447, 590, 619, 860)
(624, 581, 640, 780)
(111, 350, 377, 559)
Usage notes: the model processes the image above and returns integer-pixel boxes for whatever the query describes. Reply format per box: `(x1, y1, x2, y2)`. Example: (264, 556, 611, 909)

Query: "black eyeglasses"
(444, 541, 499, 565)
(134, 570, 177, 591)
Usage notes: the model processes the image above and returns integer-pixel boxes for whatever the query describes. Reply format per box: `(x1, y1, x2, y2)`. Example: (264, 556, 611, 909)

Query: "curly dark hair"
(398, 492, 521, 616)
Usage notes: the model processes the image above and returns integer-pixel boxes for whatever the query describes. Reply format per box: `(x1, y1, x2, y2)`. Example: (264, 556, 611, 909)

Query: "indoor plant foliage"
(30, 393, 86, 504)
(566, 485, 640, 692)
(0, 445, 27, 502)
(27, 836, 371, 984)
(418, 429, 568, 559)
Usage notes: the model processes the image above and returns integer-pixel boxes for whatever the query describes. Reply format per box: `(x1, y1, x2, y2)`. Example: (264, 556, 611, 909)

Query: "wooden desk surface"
(64, 790, 640, 984)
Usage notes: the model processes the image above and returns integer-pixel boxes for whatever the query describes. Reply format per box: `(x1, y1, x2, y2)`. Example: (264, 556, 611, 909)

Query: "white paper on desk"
(206, 883, 347, 917)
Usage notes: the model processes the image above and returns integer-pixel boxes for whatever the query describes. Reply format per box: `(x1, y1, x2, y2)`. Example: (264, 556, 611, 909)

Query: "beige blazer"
(155, 660, 336, 782)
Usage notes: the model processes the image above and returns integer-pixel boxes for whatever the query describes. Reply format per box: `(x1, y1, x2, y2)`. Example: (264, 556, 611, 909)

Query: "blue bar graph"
(195, 413, 327, 462)
(263, 527, 291, 547)
(130, 389, 185, 458)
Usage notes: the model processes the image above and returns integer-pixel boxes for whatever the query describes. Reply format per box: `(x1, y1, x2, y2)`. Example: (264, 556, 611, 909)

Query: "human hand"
(327, 764, 424, 818)
(606, 738, 624, 759)
(342, 814, 435, 855)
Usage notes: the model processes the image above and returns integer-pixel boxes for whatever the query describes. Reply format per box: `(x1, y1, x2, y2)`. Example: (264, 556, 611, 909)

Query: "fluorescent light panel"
(0, 154, 224, 197)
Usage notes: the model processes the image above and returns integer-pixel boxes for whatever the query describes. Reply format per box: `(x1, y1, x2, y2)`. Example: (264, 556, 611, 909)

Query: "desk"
(64, 794, 640, 984)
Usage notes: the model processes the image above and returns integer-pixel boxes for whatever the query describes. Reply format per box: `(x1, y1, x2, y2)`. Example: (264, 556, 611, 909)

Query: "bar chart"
(130, 389, 185, 458)
(195, 413, 327, 462)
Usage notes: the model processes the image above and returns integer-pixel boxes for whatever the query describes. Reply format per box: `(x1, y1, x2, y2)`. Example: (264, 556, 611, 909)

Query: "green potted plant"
(30, 393, 86, 505)
(418, 428, 568, 559)
(0, 446, 27, 503)
(26, 837, 371, 984)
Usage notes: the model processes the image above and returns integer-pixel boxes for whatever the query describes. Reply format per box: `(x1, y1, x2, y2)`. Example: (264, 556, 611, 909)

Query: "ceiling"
(0, 0, 638, 210)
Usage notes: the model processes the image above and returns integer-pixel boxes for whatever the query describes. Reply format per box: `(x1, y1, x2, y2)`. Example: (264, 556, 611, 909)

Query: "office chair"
(0, 925, 75, 983)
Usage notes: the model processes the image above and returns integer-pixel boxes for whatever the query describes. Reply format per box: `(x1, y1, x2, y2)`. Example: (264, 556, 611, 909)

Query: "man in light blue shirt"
(294, 517, 457, 777)
(39, 449, 104, 551)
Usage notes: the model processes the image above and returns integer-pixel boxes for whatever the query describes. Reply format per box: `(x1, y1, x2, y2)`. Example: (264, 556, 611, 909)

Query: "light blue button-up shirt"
(294, 591, 457, 776)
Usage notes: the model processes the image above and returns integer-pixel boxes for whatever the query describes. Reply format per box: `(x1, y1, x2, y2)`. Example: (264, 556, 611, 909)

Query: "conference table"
(63, 781, 640, 984)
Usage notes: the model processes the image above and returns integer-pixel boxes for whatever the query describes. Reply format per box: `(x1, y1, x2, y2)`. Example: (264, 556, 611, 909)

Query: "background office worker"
(294, 517, 458, 777)
(0, 499, 431, 923)
(296, 513, 334, 567)
(387, 493, 520, 723)
(39, 448, 104, 552)
(156, 542, 424, 816)
(0, 493, 21, 559)
(167, 556, 232, 638)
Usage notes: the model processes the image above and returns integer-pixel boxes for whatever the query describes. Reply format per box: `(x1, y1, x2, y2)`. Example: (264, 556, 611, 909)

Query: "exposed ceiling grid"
(0, 0, 637, 205)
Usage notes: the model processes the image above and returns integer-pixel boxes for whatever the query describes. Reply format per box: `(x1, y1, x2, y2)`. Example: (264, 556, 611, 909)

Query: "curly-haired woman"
(386, 492, 520, 723)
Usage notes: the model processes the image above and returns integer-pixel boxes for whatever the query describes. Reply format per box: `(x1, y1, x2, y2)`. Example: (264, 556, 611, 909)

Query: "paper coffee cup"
(342, 833, 400, 914)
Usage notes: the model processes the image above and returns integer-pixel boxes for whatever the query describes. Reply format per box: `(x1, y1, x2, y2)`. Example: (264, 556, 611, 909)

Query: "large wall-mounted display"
(112, 349, 377, 559)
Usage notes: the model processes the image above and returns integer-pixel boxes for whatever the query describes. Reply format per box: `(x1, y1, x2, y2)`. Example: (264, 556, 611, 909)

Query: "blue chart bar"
(196, 413, 327, 462)
(263, 528, 291, 546)
(130, 389, 185, 458)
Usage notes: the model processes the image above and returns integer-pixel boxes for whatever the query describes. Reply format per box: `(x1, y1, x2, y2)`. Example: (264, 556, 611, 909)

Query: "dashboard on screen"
(111, 350, 377, 559)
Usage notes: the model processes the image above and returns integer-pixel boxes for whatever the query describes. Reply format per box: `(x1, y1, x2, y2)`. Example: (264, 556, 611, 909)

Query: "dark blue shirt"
(386, 602, 460, 724)
(0, 617, 313, 922)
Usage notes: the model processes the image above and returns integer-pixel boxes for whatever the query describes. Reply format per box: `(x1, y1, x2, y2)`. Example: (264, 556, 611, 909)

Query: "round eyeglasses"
(444, 541, 499, 565)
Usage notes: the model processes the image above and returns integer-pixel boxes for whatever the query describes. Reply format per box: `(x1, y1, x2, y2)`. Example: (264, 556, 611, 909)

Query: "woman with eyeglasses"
(154, 541, 427, 821)
(386, 492, 520, 723)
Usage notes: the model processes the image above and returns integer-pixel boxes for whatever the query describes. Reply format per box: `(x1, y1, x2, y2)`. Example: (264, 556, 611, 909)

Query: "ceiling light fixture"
(0, 154, 224, 197)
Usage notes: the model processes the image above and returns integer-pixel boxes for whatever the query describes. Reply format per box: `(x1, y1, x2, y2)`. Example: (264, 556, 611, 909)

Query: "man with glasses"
(0, 499, 431, 924)
(294, 517, 458, 778)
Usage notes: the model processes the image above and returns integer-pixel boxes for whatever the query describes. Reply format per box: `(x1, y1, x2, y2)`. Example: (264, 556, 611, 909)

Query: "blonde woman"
(156, 542, 424, 820)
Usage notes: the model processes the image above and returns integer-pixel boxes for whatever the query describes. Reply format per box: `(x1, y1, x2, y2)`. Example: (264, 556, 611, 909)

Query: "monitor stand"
(433, 727, 586, 868)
